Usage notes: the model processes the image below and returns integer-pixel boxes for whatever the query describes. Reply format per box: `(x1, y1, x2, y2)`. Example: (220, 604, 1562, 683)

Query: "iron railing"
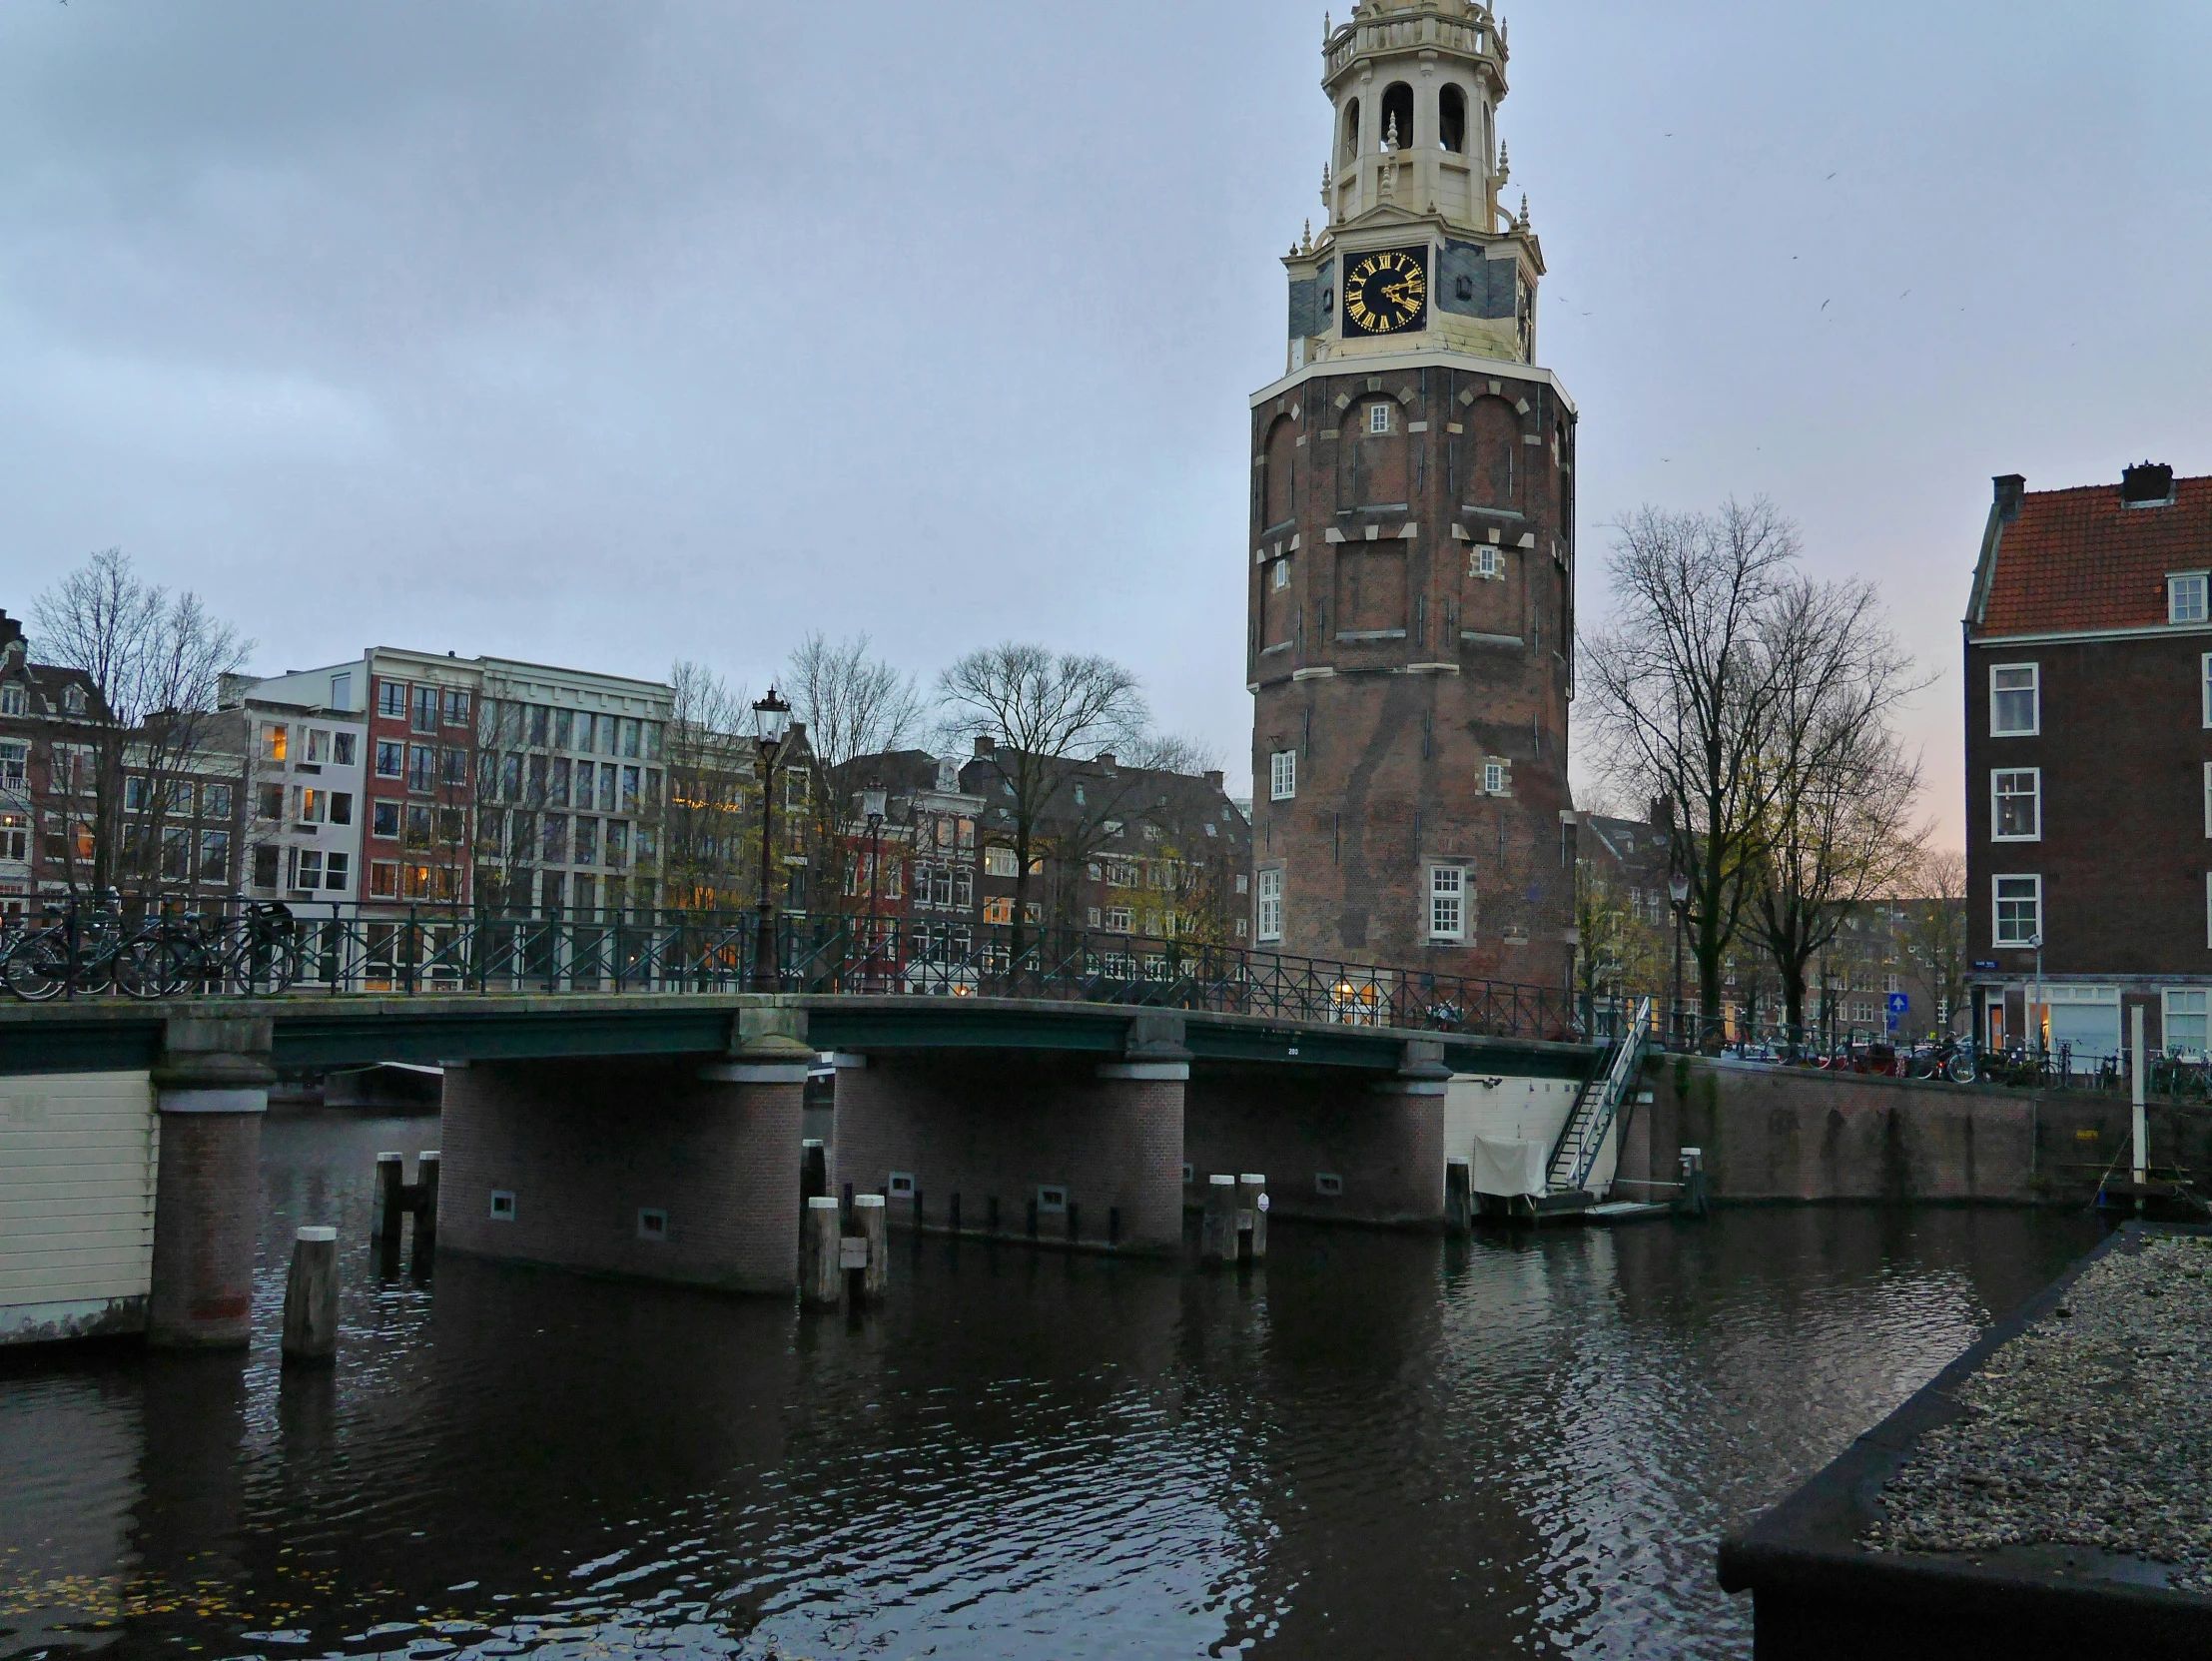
(0, 899, 1581, 1042)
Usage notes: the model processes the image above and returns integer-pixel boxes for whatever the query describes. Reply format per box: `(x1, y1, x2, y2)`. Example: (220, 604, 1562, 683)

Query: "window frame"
(1990, 767, 2041, 841)
(1992, 873, 2042, 947)
(1368, 402, 1392, 435)
(1988, 662, 2040, 737)
(1269, 749, 1296, 801)
(2164, 986, 2209, 1058)
(2170, 571, 2210, 625)
(1256, 866, 1283, 942)
(1428, 863, 1467, 942)
(1483, 761, 1505, 795)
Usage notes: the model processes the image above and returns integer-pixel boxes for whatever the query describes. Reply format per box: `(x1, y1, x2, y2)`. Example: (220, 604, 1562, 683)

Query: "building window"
(333, 732, 358, 767)
(412, 685, 439, 733)
(196, 830, 230, 882)
(2202, 653, 2212, 728)
(262, 724, 288, 763)
(1989, 663, 2038, 736)
(255, 784, 284, 821)
(2171, 573, 2209, 625)
(1368, 402, 1392, 434)
(2168, 988, 2210, 1057)
(330, 671, 352, 711)
(291, 848, 323, 892)
(1472, 545, 1499, 578)
(0, 685, 21, 716)
(306, 728, 331, 763)
(444, 689, 470, 725)
(374, 740, 402, 778)
(369, 860, 398, 898)
(1272, 558, 1291, 590)
(1484, 761, 1505, 794)
(64, 685, 87, 714)
(985, 845, 1018, 878)
(1429, 865, 1466, 942)
(1993, 874, 2041, 946)
(407, 744, 436, 793)
(378, 680, 406, 718)
(1269, 750, 1296, 800)
(371, 800, 400, 839)
(252, 843, 280, 889)
(1991, 769, 2040, 840)
(1257, 867, 1283, 941)
(1106, 905, 1132, 933)
(205, 784, 233, 820)
(984, 896, 1014, 925)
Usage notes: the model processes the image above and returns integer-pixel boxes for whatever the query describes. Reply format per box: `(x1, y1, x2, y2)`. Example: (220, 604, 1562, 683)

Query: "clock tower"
(1248, 0, 1577, 992)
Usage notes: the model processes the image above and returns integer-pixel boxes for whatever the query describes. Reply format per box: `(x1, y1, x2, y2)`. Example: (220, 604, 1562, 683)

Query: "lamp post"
(748, 688, 793, 994)
(861, 783, 886, 988)
(2029, 930, 2045, 1067)
(1668, 870, 1690, 1050)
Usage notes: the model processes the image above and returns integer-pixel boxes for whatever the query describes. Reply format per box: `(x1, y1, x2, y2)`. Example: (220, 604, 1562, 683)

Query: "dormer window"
(63, 686, 87, 714)
(0, 685, 21, 716)
(2170, 572, 2208, 625)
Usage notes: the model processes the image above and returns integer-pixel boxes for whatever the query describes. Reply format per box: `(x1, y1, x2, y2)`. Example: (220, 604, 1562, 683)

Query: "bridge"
(0, 924, 1625, 1351)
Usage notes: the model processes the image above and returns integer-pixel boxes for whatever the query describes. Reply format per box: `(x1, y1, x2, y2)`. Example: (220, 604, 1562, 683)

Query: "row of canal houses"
(0, 610, 1254, 975)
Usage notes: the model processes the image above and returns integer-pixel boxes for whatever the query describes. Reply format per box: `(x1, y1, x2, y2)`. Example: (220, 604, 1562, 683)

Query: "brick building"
(1962, 461, 2212, 1061)
(1249, 0, 1577, 986)
(1, 608, 245, 917)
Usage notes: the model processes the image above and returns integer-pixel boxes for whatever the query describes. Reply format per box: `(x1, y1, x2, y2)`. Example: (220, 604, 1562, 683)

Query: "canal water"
(2, 1112, 2100, 1660)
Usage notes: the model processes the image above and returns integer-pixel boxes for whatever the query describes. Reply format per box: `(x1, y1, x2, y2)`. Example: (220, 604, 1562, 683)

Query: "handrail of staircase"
(1565, 995, 1653, 1193)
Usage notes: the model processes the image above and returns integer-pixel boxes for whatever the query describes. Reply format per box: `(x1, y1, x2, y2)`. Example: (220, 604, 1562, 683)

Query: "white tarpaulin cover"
(1471, 1136, 1550, 1198)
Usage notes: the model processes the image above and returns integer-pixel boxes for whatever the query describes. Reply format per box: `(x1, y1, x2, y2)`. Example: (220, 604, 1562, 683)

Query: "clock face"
(1341, 246, 1428, 337)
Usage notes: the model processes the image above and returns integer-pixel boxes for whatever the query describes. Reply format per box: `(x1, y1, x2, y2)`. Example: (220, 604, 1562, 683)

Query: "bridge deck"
(0, 993, 1596, 1079)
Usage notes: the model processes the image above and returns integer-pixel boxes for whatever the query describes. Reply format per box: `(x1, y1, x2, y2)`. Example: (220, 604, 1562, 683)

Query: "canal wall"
(1617, 1057, 2212, 1205)
(1183, 1070, 1448, 1228)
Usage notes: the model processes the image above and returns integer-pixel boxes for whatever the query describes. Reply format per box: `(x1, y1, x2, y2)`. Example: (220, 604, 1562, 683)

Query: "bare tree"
(786, 633, 929, 915)
(1897, 848, 1969, 1036)
(939, 643, 1147, 959)
(32, 548, 251, 900)
(1583, 499, 1801, 1037)
(660, 659, 754, 912)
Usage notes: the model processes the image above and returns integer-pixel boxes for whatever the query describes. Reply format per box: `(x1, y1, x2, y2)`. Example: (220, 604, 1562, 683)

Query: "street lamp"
(749, 688, 793, 993)
(1668, 870, 1690, 1050)
(861, 782, 887, 987)
(2028, 930, 2045, 1065)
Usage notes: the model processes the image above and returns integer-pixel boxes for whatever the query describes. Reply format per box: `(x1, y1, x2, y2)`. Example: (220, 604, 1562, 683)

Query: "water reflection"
(0, 1113, 2099, 1660)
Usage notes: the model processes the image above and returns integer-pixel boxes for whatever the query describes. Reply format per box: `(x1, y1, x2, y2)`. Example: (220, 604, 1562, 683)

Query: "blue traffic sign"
(1885, 992, 1909, 1015)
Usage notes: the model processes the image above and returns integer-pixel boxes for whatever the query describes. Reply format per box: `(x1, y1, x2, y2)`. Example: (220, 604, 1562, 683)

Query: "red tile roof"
(1974, 473, 2212, 637)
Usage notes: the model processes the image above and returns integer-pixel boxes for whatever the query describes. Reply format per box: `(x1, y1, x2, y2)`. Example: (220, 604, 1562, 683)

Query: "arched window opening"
(1439, 85, 1466, 154)
(1381, 83, 1414, 151)
(1342, 99, 1361, 164)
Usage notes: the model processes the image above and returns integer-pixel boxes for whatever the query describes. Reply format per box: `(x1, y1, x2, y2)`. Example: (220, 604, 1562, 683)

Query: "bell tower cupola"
(1285, 0, 1543, 376)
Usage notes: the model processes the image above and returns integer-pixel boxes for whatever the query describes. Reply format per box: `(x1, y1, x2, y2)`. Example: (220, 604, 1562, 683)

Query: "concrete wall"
(1184, 1069, 1446, 1228)
(439, 1057, 801, 1293)
(833, 1054, 1184, 1251)
(1614, 1056, 2212, 1205)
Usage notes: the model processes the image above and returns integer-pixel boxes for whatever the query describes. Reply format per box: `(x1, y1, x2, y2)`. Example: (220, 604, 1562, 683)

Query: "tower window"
(1342, 98, 1361, 164)
(1381, 82, 1413, 150)
(1269, 750, 1297, 800)
(1272, 558, 1291, 590)
(1439, 85, 1466, 154)
(1257, 868, 1283, 941)
(1484, 761, 1506, 794)
(1472, 545, 1499, 578)
(1429, 865, 1467, 942)
(1368, 403, 1392, 434)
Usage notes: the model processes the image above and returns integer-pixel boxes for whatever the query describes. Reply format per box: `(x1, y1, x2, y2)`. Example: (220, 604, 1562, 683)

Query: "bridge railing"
(0, 899, 1581, 1042)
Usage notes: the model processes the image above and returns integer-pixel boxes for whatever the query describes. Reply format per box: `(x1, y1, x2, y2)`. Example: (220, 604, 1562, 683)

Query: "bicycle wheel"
(2, 934, 72, 1002)
(116, 936, 189, 1000)
(1946, 1051, 1976, 1085)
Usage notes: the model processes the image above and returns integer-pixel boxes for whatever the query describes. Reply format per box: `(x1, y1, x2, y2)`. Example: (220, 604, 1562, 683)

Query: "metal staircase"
(1546, 996, 1653, 1198)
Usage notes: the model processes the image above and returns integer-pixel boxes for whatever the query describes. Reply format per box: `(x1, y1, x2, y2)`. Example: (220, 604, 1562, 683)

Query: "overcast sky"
(6, 2, 2210, 847)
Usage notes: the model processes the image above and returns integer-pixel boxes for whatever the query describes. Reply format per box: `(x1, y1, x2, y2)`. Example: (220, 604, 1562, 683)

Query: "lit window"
(1270, 750, 1296, 800)
(262, 724, 288, 763)
(1257, 867, 1283, 941)
(2172, 573, 2209, 625)
(984, 896, 1014, 925)
(1430, 865, 1466, 941)
(369, 860, 398, 898)
(1989, 663, 2038, 736)
(1993, 874, 2041, 946)
(985, 845, 1018, 878)
(1991, 769, 2040, 840)
(1368, 403, 1392, 434)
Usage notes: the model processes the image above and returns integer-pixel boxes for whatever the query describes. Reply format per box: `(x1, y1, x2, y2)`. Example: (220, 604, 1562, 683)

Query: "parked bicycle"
(119, 903, 299, 999)
(0, 893, 160, 1001)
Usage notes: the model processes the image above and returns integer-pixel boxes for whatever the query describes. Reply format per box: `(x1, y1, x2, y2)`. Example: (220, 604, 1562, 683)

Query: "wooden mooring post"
(1235, 1174, 1267, 1261)
(1445, 1157, 1473, 1236)
(801, 1196, 843, 1307)
(280, 1226, 340, 1367)
(1200, 1174, 1237, 1266)
(852, 1193, 888, 1301)
(371, 1150, 439, 1274)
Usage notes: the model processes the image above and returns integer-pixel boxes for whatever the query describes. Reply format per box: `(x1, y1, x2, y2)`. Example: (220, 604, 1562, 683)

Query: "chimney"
(0, 609, 22, 667)
(1095, 751, 1116, 769)
(1204, 768, 1224, 791)
(2120, 460, 2174, 507)
(1992, 473, 2025, 523)
(973, 733, 997, 758)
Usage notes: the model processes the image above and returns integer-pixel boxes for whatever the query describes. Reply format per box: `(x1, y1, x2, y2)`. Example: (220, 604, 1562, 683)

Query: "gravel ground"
(1864, 1232, 2212, 1589)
